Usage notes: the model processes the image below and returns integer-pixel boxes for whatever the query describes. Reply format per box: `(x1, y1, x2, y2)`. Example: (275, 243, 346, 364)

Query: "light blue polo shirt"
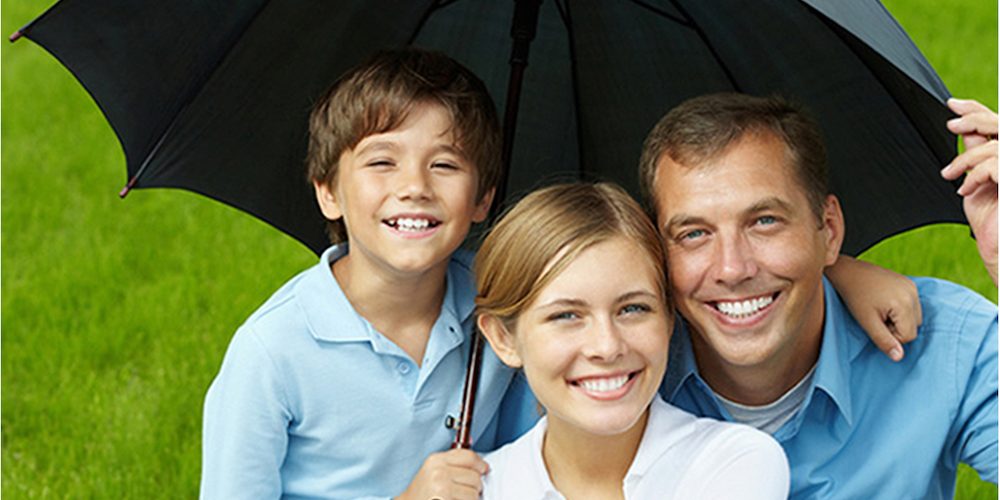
(662, 277, 998, 499)
(201, 245, 526, 499)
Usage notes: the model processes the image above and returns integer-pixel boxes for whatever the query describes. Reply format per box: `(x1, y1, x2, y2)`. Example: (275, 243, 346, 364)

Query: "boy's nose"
(395, 165, 433, 200)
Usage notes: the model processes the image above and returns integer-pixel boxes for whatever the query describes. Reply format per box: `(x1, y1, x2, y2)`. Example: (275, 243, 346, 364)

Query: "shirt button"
(398, 362, 411, 374)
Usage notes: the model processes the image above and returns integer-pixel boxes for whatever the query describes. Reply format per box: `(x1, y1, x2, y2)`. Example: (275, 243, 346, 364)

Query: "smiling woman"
(473, 183, 790, 499)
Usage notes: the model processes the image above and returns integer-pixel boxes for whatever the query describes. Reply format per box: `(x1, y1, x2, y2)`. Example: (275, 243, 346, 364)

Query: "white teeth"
(716, 295, 774, 318)
(579, 374, 629, 393)
(393, 217, 431, 232)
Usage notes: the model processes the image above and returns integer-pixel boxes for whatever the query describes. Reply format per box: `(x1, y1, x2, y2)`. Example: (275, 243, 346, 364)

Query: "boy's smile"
(313, 101, 493, 282)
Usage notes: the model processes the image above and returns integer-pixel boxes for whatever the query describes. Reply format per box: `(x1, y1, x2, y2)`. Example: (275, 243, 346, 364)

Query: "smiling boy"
(201, 49, 521, 499)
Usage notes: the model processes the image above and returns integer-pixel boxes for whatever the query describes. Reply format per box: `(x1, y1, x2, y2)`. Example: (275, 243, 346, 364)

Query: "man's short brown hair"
(306, 48, 501, 243)
(639, 93, 828, 222)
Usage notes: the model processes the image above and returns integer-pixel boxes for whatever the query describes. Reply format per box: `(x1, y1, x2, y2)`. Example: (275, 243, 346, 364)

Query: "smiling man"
(640, 93, 998, 499)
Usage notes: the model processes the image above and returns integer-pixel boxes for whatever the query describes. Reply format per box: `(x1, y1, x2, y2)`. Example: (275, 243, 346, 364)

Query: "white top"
(482, 396, 789, 500)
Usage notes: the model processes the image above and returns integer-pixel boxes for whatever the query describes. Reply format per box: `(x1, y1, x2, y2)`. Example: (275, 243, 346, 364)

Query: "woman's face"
(509, 236, 672, 437)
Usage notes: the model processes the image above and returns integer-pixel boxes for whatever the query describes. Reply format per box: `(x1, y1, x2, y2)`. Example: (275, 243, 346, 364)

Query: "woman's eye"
(547, 311, 578, 322)
(620, 303, 651, 315)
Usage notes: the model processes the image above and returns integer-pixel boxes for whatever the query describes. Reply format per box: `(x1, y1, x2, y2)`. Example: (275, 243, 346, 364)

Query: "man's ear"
(313, 179, 343, 221)
(471, 187, 496, 224)
(477, 314, 522, 368)
(821, 194, 845, 266)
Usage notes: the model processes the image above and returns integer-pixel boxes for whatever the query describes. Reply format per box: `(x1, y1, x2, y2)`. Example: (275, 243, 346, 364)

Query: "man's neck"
(691, 322, 824, 406)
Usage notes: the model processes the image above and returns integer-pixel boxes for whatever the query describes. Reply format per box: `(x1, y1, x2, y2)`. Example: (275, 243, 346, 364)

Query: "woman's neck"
(541, 409, 650, 500)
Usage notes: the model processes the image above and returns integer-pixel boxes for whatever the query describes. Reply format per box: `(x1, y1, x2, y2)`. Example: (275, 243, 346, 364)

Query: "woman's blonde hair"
(475, 182, 668, 325)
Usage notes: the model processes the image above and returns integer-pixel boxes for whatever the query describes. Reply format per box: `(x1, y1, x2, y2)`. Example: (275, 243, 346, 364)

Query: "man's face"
(652, 133, 843, 386)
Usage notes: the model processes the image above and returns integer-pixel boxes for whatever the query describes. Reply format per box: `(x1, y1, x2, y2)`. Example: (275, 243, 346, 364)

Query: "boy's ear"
(471, 187, 496, 223)
(313, 179, 343, 221)
(477, 314, 522, 368)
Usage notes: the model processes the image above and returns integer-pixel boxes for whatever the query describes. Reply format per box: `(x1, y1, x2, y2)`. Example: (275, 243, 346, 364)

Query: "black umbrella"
(12, 0, 963, 256)
(11, 0, 964, 449)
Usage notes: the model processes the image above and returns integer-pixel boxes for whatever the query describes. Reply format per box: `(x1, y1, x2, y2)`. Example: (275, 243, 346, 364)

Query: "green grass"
(2, 0, 997, 498)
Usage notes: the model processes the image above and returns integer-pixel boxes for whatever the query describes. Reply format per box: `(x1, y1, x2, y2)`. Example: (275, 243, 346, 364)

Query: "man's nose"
(712, 232, 758, 286)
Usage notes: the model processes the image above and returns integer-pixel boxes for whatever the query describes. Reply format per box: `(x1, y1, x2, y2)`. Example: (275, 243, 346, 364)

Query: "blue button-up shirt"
(201, 245, 526, 499)
(661, 277, 998, 499)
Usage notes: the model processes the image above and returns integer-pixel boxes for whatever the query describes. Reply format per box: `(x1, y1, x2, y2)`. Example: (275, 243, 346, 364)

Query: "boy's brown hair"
(306, 48, 501, 243)
(639, 93, 828, 223)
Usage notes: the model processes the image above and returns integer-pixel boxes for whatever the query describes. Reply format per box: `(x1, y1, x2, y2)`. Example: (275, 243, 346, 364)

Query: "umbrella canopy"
(14, 0, 962, 256)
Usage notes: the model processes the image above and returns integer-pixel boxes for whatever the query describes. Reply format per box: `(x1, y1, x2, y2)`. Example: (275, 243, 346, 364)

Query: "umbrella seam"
(666, 0, 741, 92)
(557, 0, 587, 184)
(627, 0, 692, 27)
(406, 0, 450, 45)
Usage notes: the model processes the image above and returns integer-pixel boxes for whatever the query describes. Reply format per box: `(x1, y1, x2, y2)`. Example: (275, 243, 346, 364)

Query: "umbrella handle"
(450, 330, 484, 449)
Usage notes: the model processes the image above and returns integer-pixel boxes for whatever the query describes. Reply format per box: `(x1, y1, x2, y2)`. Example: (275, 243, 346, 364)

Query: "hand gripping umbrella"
(12, 0, 965, 449)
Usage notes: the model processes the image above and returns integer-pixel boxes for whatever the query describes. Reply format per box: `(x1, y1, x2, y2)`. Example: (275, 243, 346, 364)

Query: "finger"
(886, 305, 917, 345)
(947, 111, 999, 138)
(948, 98, 996, 120)
(443, 449, 489, 474)
(943, 140, 998, 181)
(448, 481, 484, 500)
(957, 157, 998, 196)
(857, 312, 905, 361)
(447, 467, 485, 492)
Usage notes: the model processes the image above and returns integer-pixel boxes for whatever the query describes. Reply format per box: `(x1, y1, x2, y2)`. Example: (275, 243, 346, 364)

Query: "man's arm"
(941, 98, 998, 286)
(950, 307, 999, 483)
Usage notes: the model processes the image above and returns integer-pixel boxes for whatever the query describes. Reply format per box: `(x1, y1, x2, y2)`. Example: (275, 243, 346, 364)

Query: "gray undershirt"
(714, 363, 818, 435)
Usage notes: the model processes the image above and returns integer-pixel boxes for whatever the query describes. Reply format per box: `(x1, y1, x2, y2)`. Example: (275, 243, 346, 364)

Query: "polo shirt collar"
(298, 244, 472, 345)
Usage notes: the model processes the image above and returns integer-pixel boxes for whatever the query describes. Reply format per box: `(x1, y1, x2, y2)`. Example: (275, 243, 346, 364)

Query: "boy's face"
(314, 101, 493, 280)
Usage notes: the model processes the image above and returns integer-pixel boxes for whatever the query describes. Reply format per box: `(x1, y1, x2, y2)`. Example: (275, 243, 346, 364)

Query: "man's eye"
(681, 229, 705, 240)
(756, 215, 777, 226)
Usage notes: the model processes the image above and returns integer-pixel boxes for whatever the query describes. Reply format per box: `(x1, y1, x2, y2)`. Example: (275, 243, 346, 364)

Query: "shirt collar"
(662, 321, 702, 403)
(665, 277, 864, 428)
(297, 244, 476, 344)
(809, 277, 868, 427)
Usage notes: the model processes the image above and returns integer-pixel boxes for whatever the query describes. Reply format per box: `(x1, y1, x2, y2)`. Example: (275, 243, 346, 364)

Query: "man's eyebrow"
(664, 214, 708, 234)
(662, 197, 795, 234)
(745, 196, 794, 215)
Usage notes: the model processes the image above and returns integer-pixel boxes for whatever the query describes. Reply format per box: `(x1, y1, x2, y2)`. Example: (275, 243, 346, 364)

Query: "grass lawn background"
(1, 0, 996, 497)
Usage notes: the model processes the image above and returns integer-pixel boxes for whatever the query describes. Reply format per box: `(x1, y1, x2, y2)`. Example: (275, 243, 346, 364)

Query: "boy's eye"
(431, 161, 459, 170)
(366, 159, 395, 168)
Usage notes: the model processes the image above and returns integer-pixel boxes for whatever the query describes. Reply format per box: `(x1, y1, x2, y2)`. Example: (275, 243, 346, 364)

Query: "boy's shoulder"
(240, 250, 354, 343)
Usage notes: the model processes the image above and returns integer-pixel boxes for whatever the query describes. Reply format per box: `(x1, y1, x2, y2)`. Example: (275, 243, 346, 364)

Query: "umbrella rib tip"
(8, 30, 23, 43)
